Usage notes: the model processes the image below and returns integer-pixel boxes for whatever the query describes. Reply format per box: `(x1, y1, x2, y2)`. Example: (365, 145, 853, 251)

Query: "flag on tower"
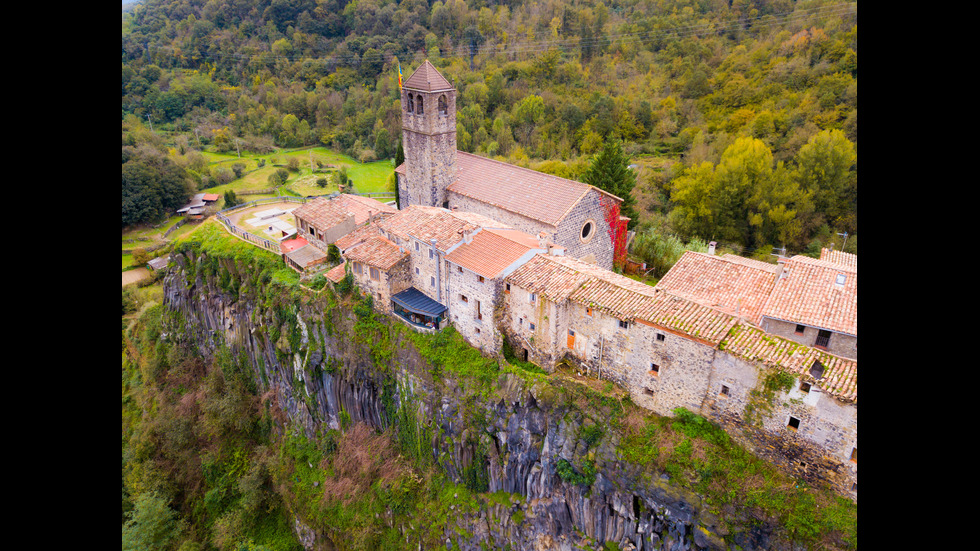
(398, 62, 403, 90)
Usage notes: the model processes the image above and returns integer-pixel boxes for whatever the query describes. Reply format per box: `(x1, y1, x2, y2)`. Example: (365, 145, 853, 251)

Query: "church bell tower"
(399, 60, 457, 209)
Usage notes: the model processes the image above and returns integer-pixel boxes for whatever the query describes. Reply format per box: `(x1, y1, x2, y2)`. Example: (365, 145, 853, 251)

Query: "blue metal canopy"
(391, 287, 447, 317)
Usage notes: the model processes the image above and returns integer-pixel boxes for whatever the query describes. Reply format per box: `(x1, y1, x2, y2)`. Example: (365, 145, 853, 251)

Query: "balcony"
(391, 287, 447, 332)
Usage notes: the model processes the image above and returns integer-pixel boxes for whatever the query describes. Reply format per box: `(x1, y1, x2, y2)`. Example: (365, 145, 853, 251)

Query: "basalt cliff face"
(162, 246, 786, 551)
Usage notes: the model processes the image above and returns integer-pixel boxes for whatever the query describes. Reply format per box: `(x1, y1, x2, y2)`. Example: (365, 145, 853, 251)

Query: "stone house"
(340, 232, 411, 316)
(656, 249, 858, 361)
(502, 251, 859, 499)
(394, 60, 629, 270)
(443, 227, 552, 353)
(292, 194, 396, 253)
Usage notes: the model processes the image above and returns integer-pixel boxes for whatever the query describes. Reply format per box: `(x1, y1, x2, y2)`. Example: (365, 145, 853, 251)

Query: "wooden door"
(567, 329, 575, 348)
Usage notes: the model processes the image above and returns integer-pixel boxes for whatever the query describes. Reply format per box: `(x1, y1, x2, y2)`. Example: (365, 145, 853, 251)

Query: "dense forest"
(122, 0, 857, 256)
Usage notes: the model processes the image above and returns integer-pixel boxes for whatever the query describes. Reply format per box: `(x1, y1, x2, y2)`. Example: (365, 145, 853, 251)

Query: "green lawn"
(122, 146, 394, 270)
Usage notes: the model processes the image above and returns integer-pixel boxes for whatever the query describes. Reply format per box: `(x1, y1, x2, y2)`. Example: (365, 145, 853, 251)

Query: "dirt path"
(122, 268, 150, 287)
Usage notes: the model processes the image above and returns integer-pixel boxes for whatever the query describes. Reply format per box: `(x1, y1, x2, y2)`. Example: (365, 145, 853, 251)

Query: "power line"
(139, 3, 856, 68)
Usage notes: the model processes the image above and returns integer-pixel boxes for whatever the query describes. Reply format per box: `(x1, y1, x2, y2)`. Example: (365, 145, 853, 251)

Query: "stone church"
(394, 60, 629, 270)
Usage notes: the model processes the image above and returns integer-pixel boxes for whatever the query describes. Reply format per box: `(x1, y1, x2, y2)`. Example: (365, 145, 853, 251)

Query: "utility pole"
(193, 128, 201, 147)
(235, 138, 241, 158)
(145, 113, 153, 132)
(836, 232, 849, 250)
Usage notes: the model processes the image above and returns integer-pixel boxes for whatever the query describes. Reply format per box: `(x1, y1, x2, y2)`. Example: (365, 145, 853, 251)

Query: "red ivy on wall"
(598, 194, 628, 269)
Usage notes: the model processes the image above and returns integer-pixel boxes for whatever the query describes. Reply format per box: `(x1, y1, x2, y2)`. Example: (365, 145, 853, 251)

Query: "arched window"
(438, 94, 448, 115)
(407, 93, 414, 113)
(416, 96, 424, 115)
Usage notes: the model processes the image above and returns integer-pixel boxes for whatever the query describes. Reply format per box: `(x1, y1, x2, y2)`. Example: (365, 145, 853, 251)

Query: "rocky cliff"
(160, 237, 848, 551)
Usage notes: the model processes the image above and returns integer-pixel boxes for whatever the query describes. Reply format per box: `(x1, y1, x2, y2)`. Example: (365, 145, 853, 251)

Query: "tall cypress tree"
(582, 139, 638, 230)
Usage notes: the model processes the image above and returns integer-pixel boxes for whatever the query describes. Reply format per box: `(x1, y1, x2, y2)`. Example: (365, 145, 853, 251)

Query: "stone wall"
(401, 87, 457, 208)
(446, 261, 502, 354)
(763, 317, 857, 360)
(553, 189, 616, 270)
(702, 351, 858, 498)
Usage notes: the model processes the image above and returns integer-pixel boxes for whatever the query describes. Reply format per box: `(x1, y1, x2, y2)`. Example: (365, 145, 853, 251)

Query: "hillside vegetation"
(122, 0, 856, 253)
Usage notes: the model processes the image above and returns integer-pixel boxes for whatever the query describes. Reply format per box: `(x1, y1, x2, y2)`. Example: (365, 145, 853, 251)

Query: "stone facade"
(445, 262, 502, 353)
(399, 62, 457, 209)
(349, 257, 412, 315)
(762, 317, 858, 360)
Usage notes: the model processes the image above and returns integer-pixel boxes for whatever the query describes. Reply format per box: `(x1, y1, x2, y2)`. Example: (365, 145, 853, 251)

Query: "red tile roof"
(819, 248, 857, 270)
(720, 323, 858, 402)
(378, 205, 504, 251)
(330, 194, 397, 226)
(760, 255, 857, 336)
(403, 60, 454, 92)
(449, 152, 620, 226)
(343, 234, 409, 270)
(292, 196, 354, 229)
(334, 221, 383, 252)
(444, 228, 544, 279)
(325, 261, 347, 283)
(655, 251, 778, 324)
(506, 254, 737, 345)
(280, 236, 309, 254)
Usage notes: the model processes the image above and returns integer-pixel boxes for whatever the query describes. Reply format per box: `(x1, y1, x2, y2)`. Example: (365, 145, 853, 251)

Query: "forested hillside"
(122, 0, 857, 257)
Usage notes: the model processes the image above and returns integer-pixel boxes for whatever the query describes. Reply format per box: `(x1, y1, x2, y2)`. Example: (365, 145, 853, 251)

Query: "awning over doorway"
(391, 287, 447, 317)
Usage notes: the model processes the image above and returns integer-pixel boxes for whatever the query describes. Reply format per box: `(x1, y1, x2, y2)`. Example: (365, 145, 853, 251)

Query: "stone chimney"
(537, 231, 549, 249)
(776, 257, 789, 279)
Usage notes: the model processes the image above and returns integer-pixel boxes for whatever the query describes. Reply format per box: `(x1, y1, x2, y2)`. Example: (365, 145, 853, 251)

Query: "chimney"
(548, 245, 565, 256)
(368, 209, 374, 225)
(776, 257, 789, 279)
(708, 241, 717, 255)
(537, 231, 549, 249)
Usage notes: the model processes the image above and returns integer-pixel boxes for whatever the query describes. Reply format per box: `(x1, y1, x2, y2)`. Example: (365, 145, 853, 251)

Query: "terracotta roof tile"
(343, 234, 409, 270)
(818, 248, 858, 271)
(292, 196, 354, 229)
(720, 323, 857, 402)
(403, 60, 454, 92)
(449, 152, 605, 226)
(325, 261, 347, 283)
(334, 221, 384, 251)
(655, 251, 777, 324)
(762, 255, 857, 336)
(330, 194, 397, 226)
(506, 254, 737, 344)
(444, 228, 544, 279)
(378, 205, 503, 251)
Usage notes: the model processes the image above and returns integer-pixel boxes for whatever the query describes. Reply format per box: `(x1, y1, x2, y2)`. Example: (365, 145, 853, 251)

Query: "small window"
(787, 416, 800, 430)
(850, 447, 857, 463)
(800, 382, 811, 394)
(619, 319, 629, 329)
(586, 307, 593, 317)
(430, 276, 435, 286)
(519, 318, 523, 325)
(643, 387, 655, 396)
(656, 333, 665, 342)
(457, 266, 463, 273)
(475, 327, 481, 334)
(529, 292, 536, 303)
(416, 96, 424, 115)
(476, 300, 482, 320)
(438, 94, 448, 115)
(505, 283, 511, 293)
(460, 294, 468, 303)
(407, 93, 415, 112)
(649, 363, 659, 377)
(580, 220, 595, 243)
(815, 329, 831, 349)
(429, 249, 434, 259)
(415, 241, 420, 251)
(478, 275, 485, 283)
(353, 262, 362, 275)
(415, 267, 420, 275)
(369, 267, 380, 280)
(720, 384, 730, 396)
(835, 273, 846, 286)
(795, 324, 805, 335)
(529, 322, 535, 331)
